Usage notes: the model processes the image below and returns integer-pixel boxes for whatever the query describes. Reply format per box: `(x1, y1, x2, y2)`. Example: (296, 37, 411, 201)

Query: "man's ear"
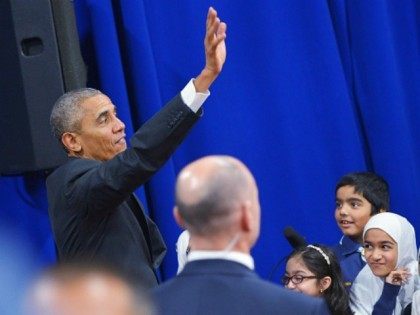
(240, 201, 252, 232)
(173, 206, 186, 229)
(379, 208, 386, 213)
(61, 132, 82, 154)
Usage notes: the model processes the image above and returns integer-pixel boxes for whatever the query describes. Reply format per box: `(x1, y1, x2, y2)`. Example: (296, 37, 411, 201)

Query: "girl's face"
(364, 228, 398, 277)
(284, 256, 322, 297)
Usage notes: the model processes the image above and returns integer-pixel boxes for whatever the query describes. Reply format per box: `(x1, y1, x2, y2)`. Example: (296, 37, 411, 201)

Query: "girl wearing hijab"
(350, 212, 418, 314)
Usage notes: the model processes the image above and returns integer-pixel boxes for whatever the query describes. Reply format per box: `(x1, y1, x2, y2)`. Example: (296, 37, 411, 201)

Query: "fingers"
(199, 6, 227, 81)
(388, 267, 412, 285)
(206, 17, 221, 45)
(205, 8, 226, 45)
(217, 22, 227, 36)
(216, 22, 227, 43)
(400, 269, 411, 283)
(206, 7, 217, 33)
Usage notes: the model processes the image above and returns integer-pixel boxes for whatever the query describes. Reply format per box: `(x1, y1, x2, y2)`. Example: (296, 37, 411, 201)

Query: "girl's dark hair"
(287, 245, 352, 315)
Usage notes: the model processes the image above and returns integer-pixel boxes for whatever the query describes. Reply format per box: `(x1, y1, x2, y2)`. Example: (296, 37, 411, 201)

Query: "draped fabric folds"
(1, 0, 418, 281)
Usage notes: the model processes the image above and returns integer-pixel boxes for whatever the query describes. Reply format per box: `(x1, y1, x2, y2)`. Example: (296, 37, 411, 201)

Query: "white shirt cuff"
(180, 79, 210, 113)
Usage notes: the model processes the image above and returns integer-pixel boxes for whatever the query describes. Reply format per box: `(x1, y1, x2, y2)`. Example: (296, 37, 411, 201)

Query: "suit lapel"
(127, 194, 167, 268)
(126, 194, 153, 261)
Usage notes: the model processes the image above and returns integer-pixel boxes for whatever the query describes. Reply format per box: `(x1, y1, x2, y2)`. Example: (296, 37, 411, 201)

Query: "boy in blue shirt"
(333, 172, 389, 290)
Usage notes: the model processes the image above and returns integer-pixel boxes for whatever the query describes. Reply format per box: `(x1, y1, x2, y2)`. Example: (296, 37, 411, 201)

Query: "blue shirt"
(333, 235, 366, 290)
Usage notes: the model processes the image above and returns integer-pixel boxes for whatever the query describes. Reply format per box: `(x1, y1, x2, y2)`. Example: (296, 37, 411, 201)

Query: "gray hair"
(176, 159, 251, 235)
(50, 88, 103, 147)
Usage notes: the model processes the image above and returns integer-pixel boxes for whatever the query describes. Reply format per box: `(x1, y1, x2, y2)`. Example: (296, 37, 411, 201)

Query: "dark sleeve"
(402, 303, 412, 315)
(372, 282, 400, 315)
(69, 94, 201, 216)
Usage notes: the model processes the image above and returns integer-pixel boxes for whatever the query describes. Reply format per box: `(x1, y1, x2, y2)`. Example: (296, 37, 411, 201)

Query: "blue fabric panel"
(1, 0, 418, 282)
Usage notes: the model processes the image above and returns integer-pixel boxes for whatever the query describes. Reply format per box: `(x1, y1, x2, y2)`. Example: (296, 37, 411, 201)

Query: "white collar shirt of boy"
(358, 246, 366, 262)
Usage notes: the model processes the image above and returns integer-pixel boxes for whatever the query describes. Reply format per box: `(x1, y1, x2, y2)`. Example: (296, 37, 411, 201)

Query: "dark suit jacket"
(47, 94, 200, 288)
(153, 259, 331, 315)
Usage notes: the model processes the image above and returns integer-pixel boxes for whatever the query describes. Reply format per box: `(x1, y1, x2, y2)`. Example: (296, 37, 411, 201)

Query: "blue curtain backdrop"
(1, 0, 418, 282)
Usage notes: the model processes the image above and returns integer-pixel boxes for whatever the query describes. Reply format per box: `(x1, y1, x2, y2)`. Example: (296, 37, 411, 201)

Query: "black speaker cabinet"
(0, 0, 86, 175)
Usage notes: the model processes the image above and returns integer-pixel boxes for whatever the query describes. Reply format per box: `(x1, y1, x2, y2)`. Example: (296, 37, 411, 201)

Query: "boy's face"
(335, 185, 372, 243)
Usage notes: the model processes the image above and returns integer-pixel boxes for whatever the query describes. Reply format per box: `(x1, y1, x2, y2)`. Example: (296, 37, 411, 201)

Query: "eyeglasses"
(281, 274, 318, 285)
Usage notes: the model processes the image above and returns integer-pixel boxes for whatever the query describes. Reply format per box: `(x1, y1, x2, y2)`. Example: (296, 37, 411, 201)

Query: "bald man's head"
(175, 156, 260, 245)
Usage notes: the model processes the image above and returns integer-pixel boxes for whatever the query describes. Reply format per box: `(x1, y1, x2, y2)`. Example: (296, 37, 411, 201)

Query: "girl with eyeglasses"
(283, 244, 352, 315)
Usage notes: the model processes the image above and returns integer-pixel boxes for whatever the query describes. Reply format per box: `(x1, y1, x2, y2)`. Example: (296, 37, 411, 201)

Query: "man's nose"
(113, 117, 125, 133)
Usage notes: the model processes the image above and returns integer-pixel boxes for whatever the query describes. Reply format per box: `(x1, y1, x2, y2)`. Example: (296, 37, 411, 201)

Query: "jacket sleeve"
(67, 94, 201, 217)
(372, 282, 400, 315)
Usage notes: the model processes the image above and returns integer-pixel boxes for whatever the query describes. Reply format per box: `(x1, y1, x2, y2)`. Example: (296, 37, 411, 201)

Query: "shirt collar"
(339, 235, 363, 256)
(187, 250, 255, 270)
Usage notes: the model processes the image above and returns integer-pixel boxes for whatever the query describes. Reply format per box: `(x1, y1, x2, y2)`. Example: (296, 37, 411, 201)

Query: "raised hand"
(204, 7, 227, 75)
(194, 7, 227, 92)
(385, 267, 411, 286)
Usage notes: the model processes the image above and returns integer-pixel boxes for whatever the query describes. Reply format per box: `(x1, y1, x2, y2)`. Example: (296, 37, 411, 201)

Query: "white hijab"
(413, 247, 420, 315)
(350, 212, 418, 315)
(413, 290, 420, 315)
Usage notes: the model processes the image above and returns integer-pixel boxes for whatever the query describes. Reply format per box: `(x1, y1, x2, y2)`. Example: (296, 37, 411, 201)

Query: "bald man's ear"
(240, 201, 253, 232)
(62, 132, 82, 154)
(173, 207, 186, 229)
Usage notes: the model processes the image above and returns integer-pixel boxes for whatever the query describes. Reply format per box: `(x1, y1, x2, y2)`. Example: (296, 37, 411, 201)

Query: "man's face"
(27, 273, 142, 315)
(75, 94, 127, 161)
(335, 185, 373, 243)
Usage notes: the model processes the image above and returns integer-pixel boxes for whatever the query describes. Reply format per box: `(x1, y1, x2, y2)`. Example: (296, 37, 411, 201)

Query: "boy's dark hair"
(287, 245, 352, 315)
(335, 172, 389, 214)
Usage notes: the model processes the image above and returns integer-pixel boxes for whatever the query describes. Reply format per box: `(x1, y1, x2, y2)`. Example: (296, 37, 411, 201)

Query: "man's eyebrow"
(96, 110, 110, 122)
(96, 106, 116, 122)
